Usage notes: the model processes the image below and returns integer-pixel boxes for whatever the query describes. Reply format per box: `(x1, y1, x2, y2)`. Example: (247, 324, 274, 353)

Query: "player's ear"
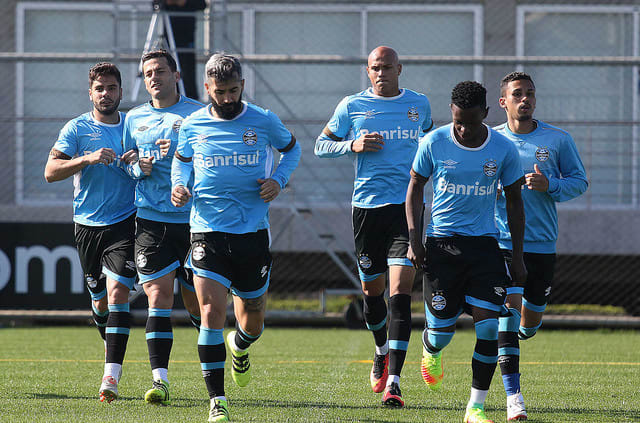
(397, 63, 402, 75)
(241, 79, 245, 89)
(498, 97, 507, 109)
(483, 107, 489, 119)
(175, 71, 181, 82)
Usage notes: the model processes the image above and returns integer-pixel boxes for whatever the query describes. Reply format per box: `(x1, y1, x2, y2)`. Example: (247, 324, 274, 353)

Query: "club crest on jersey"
(535, 146, 550, 162)
(359, 255, 372, 269)
(432, 292, 446, 311)
(85, 275, 97, 289)
(242, 129, 258, 146)
(407, 107, 419, 122)
(137, 125, 149, 132)
(172, 119, 182, 133)
(192, 245, 206, 261)
(483, 159, 498, 177)
(136, 254, 147, 269)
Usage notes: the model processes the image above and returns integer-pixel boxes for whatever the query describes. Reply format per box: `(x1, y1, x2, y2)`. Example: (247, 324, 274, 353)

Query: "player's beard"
(211, 92, 243, 120)
(95, 98, 120, 116)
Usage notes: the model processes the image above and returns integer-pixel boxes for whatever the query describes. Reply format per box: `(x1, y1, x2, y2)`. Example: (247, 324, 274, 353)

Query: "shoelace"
(372, 354, 386, 378)
(387, 382, 401, 396)
(232, 353, 250, 373)
(211, 403, 228, 418)
(151, 380, 169, 399)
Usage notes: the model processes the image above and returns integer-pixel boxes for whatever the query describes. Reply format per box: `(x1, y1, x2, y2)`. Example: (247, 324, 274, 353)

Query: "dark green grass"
(0, 326, 639, 422)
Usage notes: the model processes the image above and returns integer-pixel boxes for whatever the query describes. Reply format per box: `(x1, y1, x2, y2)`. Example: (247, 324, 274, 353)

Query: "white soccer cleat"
(507, 392, 527, 421)
(99, 375, 118, 403)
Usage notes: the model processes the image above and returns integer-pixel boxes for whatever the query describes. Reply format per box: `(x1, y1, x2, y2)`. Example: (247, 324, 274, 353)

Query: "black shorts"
(74, 213, 136, 299)
(502, 250, 556, 310)
(135, 217, 194, 291)
(353, 204, 414, 281)
(186, 230, 272, 299)
(423, 236, 509, 324)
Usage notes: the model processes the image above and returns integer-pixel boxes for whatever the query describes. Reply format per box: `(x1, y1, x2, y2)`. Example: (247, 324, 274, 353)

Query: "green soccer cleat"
(144, 379, 170, 405)
(227, 330, 251, 387)
(464, 407, 494, 423)
(420, 347, 443, 391)
(208, 398, 230, 422)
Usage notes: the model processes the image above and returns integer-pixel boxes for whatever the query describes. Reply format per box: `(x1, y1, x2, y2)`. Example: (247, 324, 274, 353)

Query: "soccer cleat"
(381, 382, 404, 407)
(507, 392, 527, 421)
(370, 353, 389, 393)
(99, 375, 118, 403)
(144, 379, 170, 405)
(464, 407, 494, 423)
(420, 348, 443, 391)
(208, 398, 230, 422)
(227, 330, 251, 387)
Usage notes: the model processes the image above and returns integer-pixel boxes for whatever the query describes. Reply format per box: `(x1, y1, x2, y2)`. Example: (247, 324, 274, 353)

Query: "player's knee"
(424, 328, 455, 352)
(499, 308, 521, 333)
(519, 322, 541, 340)
(475, 318, 499, 341)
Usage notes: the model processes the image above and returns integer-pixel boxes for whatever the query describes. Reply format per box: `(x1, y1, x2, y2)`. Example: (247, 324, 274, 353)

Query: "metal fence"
(1, 0, 640, 319)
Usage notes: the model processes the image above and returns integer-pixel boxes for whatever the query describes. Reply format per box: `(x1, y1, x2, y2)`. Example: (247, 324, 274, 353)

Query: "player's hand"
(257, 178, 281, 202)
(407, 241, 425, 269)
(120, 149, 138, 165)
(84, 148, 116, 166)
(171, 185, 192, 207)
(156, 139, 171, 158)
(139, 156, 154, 176)
(525, 164, 549, 192)
(351, 132, 384, 153)
(510, 255, 528, 286)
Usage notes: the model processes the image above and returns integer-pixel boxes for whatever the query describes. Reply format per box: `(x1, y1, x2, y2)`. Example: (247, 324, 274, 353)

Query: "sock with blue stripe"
(92, 303, 109, 341)
(388, 294, 411, 377)
(234, 325, 263, 351)
(471, 318, 498, 391)
(198, 326, 226, 398)
(499, 307, 521, 395)
(146, 308, 173, 378)
(106, 302, 130, 365)
(363, 293, 388, 349)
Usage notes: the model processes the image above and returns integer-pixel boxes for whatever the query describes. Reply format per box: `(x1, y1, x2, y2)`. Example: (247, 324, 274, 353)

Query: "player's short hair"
(451, 81, 486, 109)
(500, 71, 535, 95)
(205, 53, 242, 82)
(141, 49, 178, 72)
(89, 62, 121, 87)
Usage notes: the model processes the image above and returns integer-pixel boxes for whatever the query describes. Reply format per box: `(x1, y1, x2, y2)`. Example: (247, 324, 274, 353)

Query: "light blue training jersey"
(174, 102, 300, 234)
(316, 88, 432, 208)
(53, 112, 136, 226)
(122, 95, 204, 223)
(412, 123, 523, 238)
(494, 120, 588, 253)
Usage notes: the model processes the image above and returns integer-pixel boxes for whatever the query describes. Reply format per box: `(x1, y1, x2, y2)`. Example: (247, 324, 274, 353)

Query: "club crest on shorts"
(85, 275, 97, 289)
(483, 159, 498, 177)
(535, 146, 550, 162)
(172, 119, 182, 133)
(407, 107, 419, 122)
(242, 129, 258, 146)
(136, 254, 147, 269)
(358, 255, 372, 269)
(192, 245, 206, 261)
(431, 292, 446, 311)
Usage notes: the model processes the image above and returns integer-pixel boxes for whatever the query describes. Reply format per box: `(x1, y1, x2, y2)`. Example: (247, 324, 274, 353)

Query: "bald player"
(315, 46, 433, 407)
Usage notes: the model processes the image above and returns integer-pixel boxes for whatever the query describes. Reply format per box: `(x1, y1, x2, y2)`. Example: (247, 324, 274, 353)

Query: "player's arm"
(171, 151, 193, 207)
(406, 169, 429, 269)
(260, 134, 301, 202)
(44, 147, 116, 182)
(547, 135, 589, 202)
(503, 176, 527, 284)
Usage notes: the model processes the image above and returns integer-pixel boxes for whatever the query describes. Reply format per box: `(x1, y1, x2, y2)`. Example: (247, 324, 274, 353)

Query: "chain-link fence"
(1, 0, 640, 320)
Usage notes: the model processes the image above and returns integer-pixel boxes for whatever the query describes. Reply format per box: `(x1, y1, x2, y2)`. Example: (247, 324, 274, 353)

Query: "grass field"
(1, 326, 639, 422)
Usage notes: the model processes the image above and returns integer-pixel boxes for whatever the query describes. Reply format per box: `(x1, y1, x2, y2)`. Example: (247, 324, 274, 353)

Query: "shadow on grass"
(232, 397, 458, 412)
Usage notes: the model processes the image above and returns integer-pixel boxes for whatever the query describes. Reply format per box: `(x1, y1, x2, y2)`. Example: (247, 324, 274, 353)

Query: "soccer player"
(406, 81, 527, 423)
(494, 72, 588, 421)
(122, 49, 204, 405)
(44, 62, 137, 403)
(171, 53, 300, 422)
(314, 46, 433, 407)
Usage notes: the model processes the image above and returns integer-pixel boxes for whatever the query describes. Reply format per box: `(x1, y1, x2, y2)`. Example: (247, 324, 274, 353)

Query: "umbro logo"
(137, 126, 149, 132)
(363, 110, 383, 119)
(443, 159, 458, 169)
(261, 265, 268, 278)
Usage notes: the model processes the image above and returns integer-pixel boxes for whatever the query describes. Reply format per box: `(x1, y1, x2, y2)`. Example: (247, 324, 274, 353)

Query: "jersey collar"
(450, 123, 491, 151)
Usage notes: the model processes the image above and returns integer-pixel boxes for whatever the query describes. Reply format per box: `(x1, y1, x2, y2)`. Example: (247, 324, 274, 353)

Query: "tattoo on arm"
(49, 148, 71, 160)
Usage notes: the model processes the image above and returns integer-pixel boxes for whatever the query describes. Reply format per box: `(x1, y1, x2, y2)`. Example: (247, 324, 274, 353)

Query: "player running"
(314, 46, 433, 407)
(406, 81, 526, 423)
(44, 62, 137, 403)
(171, 53, 300, 422)
(494, 71, 588, 421)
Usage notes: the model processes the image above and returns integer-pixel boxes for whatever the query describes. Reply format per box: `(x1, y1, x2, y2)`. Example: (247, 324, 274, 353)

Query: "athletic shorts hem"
(102, 267, 135, 289)
(138, 260, 180, 283)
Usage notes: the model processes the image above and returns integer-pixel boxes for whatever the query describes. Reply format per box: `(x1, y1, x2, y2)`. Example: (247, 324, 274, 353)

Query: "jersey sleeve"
(267, 110, 293, 150)
(412, 133, 434, 178)
(121, 115, 137, 152)
(176, 120, 194, 159)
(325, 96, 352, 139)
(53, 120, 79, 157)
(547, 132, 589, 202)
(500, 141, 524, 187)
(420, 96, 433, 133)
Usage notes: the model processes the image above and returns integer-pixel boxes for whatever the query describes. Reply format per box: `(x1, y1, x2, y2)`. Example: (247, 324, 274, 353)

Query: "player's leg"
(382, 264, 414, 407)
(519, 253, 556, 340)
(353, 206, 391, 394)
(498, 249, 527, 420)
(176, 223, 202, 331)
(142, 272, 176, 405)
(421, 236, 462, 392)
(91, 288, 109, 343)
(228, 293, 266, 388)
